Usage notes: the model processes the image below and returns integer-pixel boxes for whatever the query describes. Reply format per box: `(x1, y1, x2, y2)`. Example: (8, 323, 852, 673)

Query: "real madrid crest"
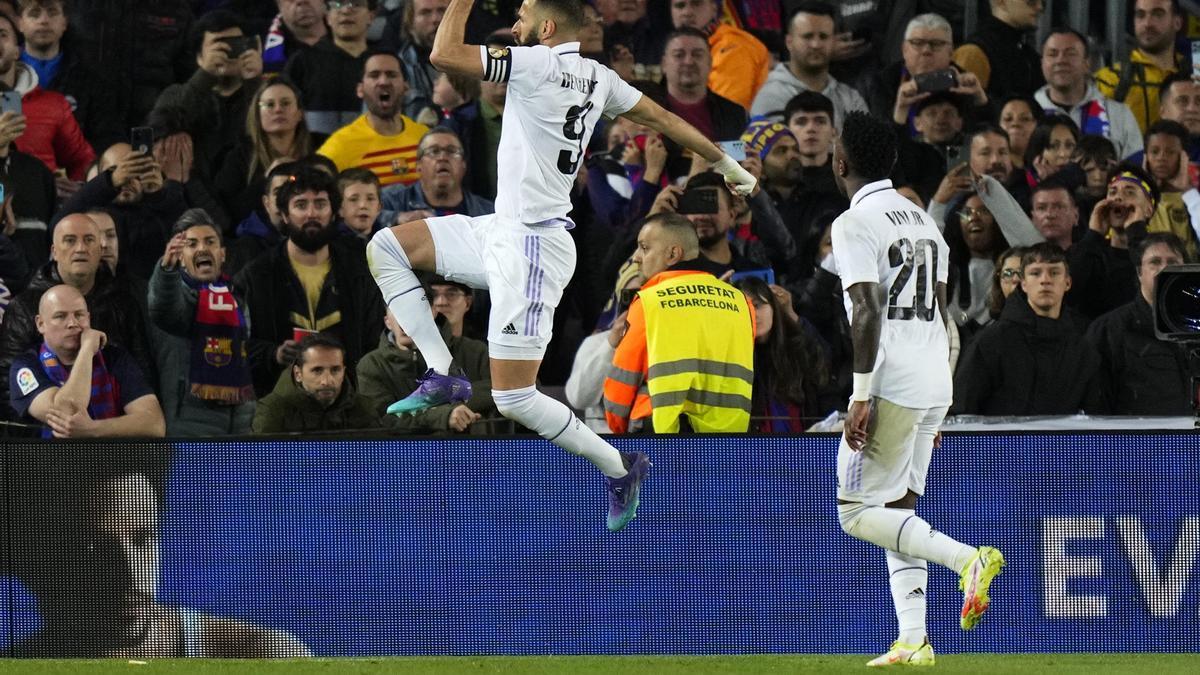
(488, 46, 509, 60)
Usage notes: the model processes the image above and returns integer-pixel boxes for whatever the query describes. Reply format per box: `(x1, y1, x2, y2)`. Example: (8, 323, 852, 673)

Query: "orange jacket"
(708, 23, 770, 111)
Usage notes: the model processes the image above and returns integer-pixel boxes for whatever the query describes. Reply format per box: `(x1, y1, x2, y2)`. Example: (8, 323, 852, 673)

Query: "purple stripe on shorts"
(526, 237, 544, 336)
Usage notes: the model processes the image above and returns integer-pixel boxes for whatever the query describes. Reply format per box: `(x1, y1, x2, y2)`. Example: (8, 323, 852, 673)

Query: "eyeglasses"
(958, 207, 993, 223)
(327, 0, 369, 10)
(259, 98, 298, 110)
(906, 38, 950, 51)
(430, 288, 467, 301)
(419, 146, 464, 159)
(1000, 269, 1022, 280)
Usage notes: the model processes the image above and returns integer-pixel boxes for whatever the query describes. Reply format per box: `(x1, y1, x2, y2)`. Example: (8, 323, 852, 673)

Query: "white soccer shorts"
(425, 213, 576, 360)
(836, 398, 949, 506)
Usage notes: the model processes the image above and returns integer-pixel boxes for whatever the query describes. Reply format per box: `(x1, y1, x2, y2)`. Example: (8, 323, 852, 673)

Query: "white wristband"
(712, 153, 757, 196)
(851, 372, 874, 402)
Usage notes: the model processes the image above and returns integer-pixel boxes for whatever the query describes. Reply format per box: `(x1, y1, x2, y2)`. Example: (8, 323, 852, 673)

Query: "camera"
(914, 68, 957, 94)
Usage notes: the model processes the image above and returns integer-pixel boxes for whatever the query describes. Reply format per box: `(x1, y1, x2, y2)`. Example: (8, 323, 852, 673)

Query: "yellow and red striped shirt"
(317, 115, 429, 187)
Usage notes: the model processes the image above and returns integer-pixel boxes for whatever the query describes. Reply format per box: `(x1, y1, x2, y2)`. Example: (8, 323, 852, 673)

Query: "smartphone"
(945, 144, 964, 165)
(718, 139, 746, 162)
(676, 188, 719, 215)
(130, 126, 155, 155)
(220, 35, 259, 56)
(1192, 41, 1200, 80)
(0, 91, 21, 116)
(914, 68, 958, 94)
(730, 268, 776, 285)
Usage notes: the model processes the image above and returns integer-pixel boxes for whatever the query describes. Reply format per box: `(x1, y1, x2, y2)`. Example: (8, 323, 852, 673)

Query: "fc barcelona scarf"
(190, 281, 255, 404)
(262, 14, 288, 74)
(38, 342, 120, 438)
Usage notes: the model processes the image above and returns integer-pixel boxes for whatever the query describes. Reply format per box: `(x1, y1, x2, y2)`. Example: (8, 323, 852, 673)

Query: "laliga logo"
(1043, 516, 1200, 618)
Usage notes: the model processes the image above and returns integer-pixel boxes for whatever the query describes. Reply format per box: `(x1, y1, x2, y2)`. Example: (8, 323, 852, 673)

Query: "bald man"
(9, 285, 164, 437)
(0, 215, 155, 419)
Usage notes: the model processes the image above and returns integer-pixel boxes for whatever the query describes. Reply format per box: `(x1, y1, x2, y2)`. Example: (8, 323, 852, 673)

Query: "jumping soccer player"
(366, 0, 756, 531)
(830, 111, 1004, 666)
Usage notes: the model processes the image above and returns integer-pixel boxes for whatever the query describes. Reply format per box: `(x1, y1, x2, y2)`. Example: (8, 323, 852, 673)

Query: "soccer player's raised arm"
(620, 94, 757, 197)
(429, 0, 485, 79)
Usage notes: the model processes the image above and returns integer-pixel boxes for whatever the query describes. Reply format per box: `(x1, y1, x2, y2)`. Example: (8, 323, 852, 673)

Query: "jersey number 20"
(557, 102, 594, 174)
(887, 238, 938, 321)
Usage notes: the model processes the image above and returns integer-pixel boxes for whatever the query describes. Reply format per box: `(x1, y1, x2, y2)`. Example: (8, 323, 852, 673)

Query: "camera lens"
(1161, 274, 1200, 333)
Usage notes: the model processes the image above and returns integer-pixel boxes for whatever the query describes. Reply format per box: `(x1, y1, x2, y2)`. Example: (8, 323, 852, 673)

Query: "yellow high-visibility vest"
(638, 271, 755, 433)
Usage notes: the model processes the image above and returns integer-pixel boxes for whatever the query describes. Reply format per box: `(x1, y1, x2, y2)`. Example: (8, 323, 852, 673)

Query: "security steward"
(603, 213, 756, 433)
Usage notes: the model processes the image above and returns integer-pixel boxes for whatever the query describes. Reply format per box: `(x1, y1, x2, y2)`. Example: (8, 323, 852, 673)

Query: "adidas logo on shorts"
(501, 323, 518, 335)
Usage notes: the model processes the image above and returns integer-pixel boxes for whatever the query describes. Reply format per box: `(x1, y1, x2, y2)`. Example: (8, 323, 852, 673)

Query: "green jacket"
(356, 327, 495, 434)
(251, 368, 381, 434)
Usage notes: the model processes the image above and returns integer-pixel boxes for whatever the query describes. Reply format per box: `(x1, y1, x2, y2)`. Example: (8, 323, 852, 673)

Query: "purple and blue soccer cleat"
(387, 368, 472, 415)
(605, 451, 651, 532)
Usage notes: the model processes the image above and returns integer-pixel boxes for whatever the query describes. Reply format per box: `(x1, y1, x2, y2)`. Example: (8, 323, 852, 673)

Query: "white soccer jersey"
(481, 41, 642, 224)
(831, 179, 952, 408)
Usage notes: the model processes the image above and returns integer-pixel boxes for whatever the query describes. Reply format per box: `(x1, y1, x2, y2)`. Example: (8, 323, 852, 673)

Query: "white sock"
(886, 546, 928, 645)
(493, 385, 628, 477)
(367, 228, 453, 374)
(839, 503, 976, 573)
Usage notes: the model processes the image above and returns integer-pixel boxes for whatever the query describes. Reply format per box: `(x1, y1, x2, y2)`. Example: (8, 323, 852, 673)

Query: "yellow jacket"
(1095, 49, 1183, 135)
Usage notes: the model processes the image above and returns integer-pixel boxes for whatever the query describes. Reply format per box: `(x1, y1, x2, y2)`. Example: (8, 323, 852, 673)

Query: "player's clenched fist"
(712, 154, 757, 197)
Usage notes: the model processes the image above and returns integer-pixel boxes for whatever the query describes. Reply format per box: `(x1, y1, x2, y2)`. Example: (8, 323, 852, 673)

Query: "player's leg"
(836, 401, 976, 572)
(367, 219, 454, 373)
(486, 225, 647, 531)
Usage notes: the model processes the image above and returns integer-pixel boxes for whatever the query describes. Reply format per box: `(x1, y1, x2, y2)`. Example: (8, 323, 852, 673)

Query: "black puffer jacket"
(0, 262, 154, 417)
(951, 289, 1104, 415)
(232, 238, 385, 397)
(1085, 296, 1193, 416)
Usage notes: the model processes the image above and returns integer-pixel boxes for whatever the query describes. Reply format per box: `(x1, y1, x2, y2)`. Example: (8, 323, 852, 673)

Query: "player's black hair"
(295, 333, 347, 367)
(784, 91, 834, 123)
(1021, 241, 1070, 273)
(1107, 160, 1161, 208)
(838, 111, 897, 181)
(663, 26, 711, 57)
(537, 0, 586, 31)
(1132, 232, 1186, 268)
(1147, 118, 1190, 146)
(276, 166, 342, 216)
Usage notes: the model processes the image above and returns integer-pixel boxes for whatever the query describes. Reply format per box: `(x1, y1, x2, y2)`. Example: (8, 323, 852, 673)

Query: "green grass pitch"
(1, 654, 1197, 674)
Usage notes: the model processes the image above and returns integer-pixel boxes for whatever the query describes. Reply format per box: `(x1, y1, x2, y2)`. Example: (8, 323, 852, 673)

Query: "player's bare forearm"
(621, 95, 723, 163)
(430, 0, 484, 79)
(847, 282, 882, 373)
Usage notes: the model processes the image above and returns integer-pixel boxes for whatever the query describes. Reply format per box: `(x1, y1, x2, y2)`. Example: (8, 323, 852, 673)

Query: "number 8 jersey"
(831, 179, 952, 409)
(481, 41, 642, 225)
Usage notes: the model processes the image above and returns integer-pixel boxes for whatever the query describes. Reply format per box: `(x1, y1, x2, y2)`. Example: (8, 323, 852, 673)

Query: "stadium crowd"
(1, 0, 1198, 438)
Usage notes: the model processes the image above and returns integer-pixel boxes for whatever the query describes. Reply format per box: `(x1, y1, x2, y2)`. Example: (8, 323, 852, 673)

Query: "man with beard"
(8, 284, 164, 437)
(252, 332, 380, 433)
(234, 166, 384, 397)
(284, 0, 377, 140)
(3, 446, 311, 657)
(368, 0, 756, 532)
(318, 51, 430, 187)
(0, 214, 154, 419)
(1096, 0, 1186, 134)
(648, 170, 760, 274)
(148, 209, 256, 436)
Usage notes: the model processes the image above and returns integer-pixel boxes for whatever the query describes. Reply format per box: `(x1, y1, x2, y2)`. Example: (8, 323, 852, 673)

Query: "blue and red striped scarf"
(38, 342, 120, 437)
(189, 280, 254, 404)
